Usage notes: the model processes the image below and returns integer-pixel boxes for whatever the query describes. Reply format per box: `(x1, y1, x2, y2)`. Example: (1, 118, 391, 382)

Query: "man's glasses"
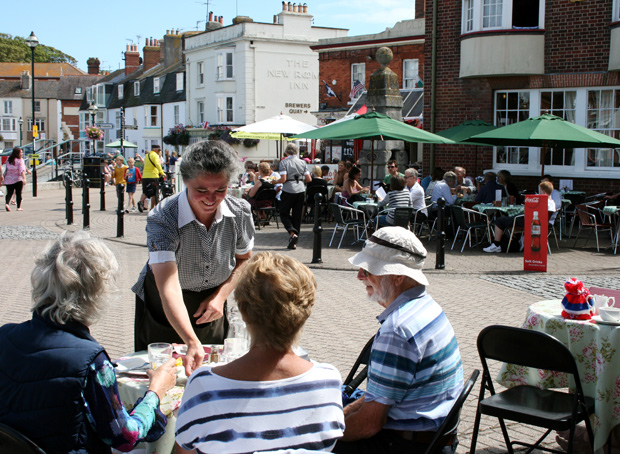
(388, 166, 396, 169)
(360, 268, 370, 277)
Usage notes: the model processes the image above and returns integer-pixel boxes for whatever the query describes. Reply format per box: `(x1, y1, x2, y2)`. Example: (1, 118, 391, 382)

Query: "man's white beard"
(366, 275, 396, 305)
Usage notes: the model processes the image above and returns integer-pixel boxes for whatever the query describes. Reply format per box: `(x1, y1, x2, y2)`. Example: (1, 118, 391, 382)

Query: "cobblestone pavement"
(1, 186, 618, 453)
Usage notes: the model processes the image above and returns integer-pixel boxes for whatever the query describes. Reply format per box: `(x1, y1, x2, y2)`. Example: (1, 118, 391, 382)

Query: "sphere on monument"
(376, 47, 393, 67)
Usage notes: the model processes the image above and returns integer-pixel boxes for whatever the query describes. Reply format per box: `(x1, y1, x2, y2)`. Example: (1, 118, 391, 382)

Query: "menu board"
(523, 194, 549, 272)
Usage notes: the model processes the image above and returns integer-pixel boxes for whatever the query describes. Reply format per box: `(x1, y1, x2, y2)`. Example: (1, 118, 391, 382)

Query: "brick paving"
(1, 185, 618, 453)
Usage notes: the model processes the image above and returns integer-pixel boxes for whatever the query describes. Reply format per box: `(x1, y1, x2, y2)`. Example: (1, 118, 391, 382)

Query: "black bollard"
(116, 184, 125, 238)
(435, 197, 446, 269)
(65, 174, 73, 225)
(100, 178, 106, 211)
(311, 193, 323, 264)
(82, 175, 90, 230)
(32, 159, 37, 198)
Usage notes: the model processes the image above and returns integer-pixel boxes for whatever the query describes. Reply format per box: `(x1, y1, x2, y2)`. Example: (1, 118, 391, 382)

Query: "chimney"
(20, 71, 31, 90)
(415, 0, 425, 18)
(209, 11, 213, 21)
(163, 31, 183, 67)
(303, 3, 307, 12)
(219, 16, 223, 24)
(125, 44, 140, 75)
(143, 37, 161, 71)
(87, 57, 100, 75)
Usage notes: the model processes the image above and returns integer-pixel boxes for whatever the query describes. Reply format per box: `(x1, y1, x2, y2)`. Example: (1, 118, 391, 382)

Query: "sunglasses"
(388, 166, 396, 169)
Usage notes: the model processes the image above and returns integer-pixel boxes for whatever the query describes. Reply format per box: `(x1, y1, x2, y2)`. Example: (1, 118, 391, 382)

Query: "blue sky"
(5, 0, 415, 72)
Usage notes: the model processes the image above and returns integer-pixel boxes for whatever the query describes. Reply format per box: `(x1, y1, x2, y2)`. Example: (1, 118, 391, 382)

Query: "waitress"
(132, 140, 255, 376)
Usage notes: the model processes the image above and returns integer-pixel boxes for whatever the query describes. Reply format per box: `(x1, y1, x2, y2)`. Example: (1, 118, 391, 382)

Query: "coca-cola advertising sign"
(524, 195, 548, 272)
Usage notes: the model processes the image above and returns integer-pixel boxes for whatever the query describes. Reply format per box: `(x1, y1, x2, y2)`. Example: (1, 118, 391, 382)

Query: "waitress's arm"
(193, 251, 252, 325)
(150, 261, 204, 376)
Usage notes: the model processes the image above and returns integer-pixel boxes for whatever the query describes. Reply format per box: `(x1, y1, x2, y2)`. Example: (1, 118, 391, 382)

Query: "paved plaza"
(1, 184, 618, 453)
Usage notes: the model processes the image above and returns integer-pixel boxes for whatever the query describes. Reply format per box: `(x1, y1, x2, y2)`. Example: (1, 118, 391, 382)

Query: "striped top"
(378, 189, 412, 223)
(175, 363, 345, 454)
(366, 286, 463, 432)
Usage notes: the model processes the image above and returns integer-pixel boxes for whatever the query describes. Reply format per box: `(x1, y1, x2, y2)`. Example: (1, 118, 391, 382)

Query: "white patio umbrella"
(231, 114, 316, 158)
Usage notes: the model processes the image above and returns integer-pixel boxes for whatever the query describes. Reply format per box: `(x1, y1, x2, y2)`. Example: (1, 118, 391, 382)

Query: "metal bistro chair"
(329, 203, 368, 248)
(470, 325, 595, 454)
(253, 188, 279, 231)
(451, 205, 491, 252)
(573, 203, 614, 252)
(413, 203, 435, 238)
(373, 207, 414, 231)
(0, 423, 47, 454)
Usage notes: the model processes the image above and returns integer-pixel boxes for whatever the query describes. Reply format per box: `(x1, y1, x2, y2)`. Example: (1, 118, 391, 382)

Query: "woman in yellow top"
(112, 156, 129, 212)
(138, 145, 165, 213)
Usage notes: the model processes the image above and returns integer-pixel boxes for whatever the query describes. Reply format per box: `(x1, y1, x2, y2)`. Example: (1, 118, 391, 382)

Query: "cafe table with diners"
(497, 291, 620, 452)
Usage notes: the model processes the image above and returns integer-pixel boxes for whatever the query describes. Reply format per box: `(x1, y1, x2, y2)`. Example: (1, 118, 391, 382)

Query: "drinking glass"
(148, 343, 172, 370)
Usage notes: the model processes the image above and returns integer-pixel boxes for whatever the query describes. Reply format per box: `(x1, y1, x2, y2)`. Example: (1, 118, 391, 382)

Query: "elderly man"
(334, 227, 464, 454)
(454, 166, 475, 193)
(405, 168, 427, 219)
(475, 171, 505, 204)
(431, 171, 461, 206)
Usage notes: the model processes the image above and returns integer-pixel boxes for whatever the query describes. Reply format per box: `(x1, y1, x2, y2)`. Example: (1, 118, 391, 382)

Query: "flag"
(349, 80, 365, 99)
(355, 104, 367, 115)
(323, 80, 339, 100)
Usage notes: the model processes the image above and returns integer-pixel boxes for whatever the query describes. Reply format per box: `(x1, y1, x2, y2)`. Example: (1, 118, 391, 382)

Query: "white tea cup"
(594, 295, 616, 315)
(598, 306, 620, 322)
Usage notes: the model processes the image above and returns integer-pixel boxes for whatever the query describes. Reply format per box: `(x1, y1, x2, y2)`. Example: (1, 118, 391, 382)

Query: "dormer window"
(118, 84, 124, 99)
(75, 87, 82, 95)
(154, 77, 160, 94)
(134, 81, 140, 96)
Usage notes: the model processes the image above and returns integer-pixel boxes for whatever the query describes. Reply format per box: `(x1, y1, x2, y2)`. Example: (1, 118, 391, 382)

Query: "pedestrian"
(138, 145, 165, 213)
(169, 150, 178, 191)
(4, 147, 29, 212)
(277, 143, 311, 250)
(131, 140, 254, 377)
(112, 156, 129, 211)
(124, 157, 142, 212)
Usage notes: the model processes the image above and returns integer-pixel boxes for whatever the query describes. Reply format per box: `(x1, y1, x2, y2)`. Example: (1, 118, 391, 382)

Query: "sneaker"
(483, 243, 502, 253)
(131, 207, 137, 213)
(137, 201, 144, 213)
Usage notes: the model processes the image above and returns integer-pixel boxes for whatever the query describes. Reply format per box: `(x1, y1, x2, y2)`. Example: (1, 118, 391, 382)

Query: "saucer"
(592, 315, 620, 326)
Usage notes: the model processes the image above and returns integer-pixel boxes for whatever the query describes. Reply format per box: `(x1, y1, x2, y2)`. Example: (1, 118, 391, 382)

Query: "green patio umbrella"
(293, 112, 454, 189)
(436, 119, 498, 176)
(106, 140, 138, 148)
(466, 114, 620, 176)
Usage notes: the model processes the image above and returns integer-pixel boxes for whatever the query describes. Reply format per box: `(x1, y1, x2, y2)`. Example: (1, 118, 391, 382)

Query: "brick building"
(312, 19, 426, 125)
(423, 0, 620, 193)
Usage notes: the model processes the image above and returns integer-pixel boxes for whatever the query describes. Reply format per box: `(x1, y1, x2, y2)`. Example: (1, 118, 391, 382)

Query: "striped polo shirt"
(365, 285, 463, 432)
(175, 363, 345, 454)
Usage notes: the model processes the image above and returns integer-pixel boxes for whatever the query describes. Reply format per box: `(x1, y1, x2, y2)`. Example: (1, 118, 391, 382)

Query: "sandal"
(287, 234, 298, 250)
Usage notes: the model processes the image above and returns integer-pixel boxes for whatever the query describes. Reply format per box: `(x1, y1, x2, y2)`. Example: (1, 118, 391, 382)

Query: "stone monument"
(359, 47, 405, 187)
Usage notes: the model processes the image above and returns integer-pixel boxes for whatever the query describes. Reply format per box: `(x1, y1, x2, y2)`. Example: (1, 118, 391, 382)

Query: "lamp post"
(18, 117, 23, 147)
(26, 31, 38, 198)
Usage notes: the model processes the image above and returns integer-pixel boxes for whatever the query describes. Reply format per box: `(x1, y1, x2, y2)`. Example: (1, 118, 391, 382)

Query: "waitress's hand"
(183, 341, 205, 376)
(194, 294, 225, 324)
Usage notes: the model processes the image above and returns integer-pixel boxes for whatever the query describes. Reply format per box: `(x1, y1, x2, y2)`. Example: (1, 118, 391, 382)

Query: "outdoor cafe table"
(116, 347, 225, 454)
(497, 300, 620, 451)
(472, 203, 525, 217)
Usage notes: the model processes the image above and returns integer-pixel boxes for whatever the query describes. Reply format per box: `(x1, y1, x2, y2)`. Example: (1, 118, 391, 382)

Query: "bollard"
(311, 193, 323, 264)
(435, 197, 446, 269)
(32, 159, 37, 198)
(116, 184, 125, 238)
(82, 175, 90, 230)
(100, 179, 106, 211)
(65, 174, 73, 225)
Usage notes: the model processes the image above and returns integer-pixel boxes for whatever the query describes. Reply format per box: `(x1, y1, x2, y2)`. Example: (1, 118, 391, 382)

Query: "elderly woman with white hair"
(132, 140, 255, 376)
(0, 231, 177, 454)
(175, 252, 345, 454)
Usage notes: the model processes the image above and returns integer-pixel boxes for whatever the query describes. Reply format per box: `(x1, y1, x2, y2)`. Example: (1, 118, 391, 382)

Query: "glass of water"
(148, 343, 173, 370)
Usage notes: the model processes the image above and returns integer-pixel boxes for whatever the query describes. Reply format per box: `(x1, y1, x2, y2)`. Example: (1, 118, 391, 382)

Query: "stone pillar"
(359, 47, 404, 188)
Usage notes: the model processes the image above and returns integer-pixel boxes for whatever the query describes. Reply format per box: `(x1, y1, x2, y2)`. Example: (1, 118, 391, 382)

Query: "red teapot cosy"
(561, 278, 594, 320)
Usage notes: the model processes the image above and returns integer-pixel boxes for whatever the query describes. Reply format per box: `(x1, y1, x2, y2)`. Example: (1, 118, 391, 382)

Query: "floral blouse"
(82, 352, 167, 452)
(3, 158, 26, 185)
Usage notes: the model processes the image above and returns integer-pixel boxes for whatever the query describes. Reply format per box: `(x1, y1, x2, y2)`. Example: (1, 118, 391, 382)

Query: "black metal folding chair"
(470, 325, 595, 454)
(0, 423, 47, 454)
(253, 188, 279, 231)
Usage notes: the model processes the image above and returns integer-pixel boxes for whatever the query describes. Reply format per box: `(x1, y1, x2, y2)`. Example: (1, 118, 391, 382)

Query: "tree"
(0, 33, 77, 65)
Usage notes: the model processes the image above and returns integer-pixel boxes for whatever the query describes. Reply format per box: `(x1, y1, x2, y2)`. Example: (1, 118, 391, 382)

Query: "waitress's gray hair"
(31, 231, 119, 326)
(180, 140, 240, 183)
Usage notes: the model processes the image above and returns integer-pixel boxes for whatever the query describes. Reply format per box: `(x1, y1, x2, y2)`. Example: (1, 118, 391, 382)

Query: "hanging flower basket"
(85, 126, 104, 141)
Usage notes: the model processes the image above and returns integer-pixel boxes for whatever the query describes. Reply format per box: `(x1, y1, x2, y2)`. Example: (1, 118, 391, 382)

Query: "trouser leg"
(15, 182, 23, 208)
(279, 191, 296, 234)
(5, 183, 16, 206)
(290, 192, 305, 234)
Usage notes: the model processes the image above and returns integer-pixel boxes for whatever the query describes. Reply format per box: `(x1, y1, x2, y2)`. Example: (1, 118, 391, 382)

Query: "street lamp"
(18, 117, 23, 147)
(26, 31, 38, 198)
(88, 102, 99, 155)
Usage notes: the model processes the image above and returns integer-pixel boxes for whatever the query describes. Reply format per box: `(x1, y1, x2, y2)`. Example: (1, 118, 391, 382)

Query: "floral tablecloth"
(472, 203, 524, 217)
(498, 300, 620, 451)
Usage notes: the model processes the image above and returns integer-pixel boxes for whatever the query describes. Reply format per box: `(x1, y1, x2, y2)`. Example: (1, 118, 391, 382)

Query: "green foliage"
(0, 33, 77, 64)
